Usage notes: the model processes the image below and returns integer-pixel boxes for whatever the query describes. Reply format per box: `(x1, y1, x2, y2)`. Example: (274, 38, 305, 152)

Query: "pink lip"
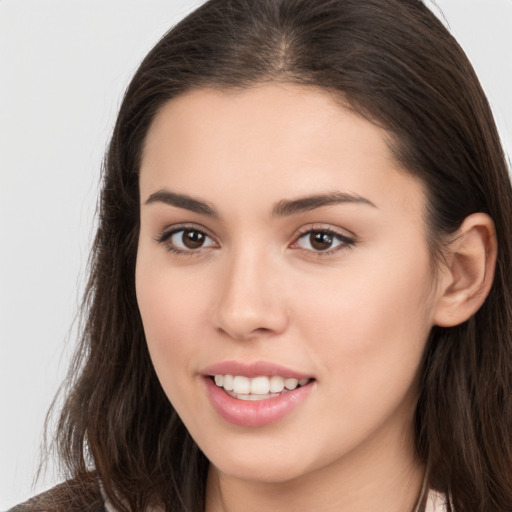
(201, 360, 311, 379)
(201, 360, 315, 428)
(204, 378, 314, 427)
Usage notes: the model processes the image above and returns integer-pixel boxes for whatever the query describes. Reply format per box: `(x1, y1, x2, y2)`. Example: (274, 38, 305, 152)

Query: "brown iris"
(309, 231, 334, 251)
(182, 229, 206, 249)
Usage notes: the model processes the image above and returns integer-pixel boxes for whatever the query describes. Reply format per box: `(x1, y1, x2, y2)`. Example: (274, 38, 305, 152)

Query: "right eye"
(158, 228, 218, 254)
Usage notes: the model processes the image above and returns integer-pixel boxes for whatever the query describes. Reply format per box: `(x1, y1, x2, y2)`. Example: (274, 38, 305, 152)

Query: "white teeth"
(232, 375, 251, 394)
(269, 375, 285, 393)
(250, 376, 270, 395)
(284, 377, 299, 390)
(223, 374, 234, 391)
(236, 393, 278, 401)
(213, 374, 310, 397)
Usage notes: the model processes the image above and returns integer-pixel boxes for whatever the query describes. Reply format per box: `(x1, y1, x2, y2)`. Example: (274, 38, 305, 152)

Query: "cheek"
(135, 252, 206, 387)
(294, 246, 435, 402)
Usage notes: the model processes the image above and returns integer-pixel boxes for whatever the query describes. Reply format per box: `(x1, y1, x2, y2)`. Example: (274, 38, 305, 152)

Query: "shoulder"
(8, 478, 105, 512)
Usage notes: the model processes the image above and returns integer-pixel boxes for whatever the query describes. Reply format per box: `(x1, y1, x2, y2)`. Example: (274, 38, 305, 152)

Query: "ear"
(433, 213, 497, 328)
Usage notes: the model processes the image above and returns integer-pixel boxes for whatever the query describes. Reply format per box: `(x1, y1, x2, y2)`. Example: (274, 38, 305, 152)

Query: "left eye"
(166, 229, 217, 251)
(294, 230, 351, 252)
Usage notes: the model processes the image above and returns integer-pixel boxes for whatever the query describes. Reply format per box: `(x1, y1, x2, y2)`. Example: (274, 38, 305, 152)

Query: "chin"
(217, 459, 309, 484)
(203, 438, 316, 484)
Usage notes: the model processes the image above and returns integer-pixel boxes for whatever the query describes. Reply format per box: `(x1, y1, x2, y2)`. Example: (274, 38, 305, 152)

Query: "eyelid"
(289, 224, 356, 255)
(154, 222, 355, 256)
(293, 223, 356, 239)
(156, 223, 219, 254)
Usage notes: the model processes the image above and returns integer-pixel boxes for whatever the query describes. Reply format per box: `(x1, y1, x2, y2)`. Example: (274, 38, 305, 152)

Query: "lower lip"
(204, 377, 314, 427)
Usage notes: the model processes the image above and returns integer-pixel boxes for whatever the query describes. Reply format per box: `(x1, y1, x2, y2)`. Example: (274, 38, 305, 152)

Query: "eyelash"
(156, 224, 217, 256)
(291, 227, 356, 256)
(156, 225, 356, 257)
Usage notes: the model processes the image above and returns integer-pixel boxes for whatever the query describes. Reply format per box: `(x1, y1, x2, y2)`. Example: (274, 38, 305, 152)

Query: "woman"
(11, 0, 512, 511)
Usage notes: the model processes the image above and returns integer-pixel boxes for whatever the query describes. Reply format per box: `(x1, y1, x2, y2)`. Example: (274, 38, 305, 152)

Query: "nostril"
(216, 325, 276, 342)
(254, 327, 273, 334)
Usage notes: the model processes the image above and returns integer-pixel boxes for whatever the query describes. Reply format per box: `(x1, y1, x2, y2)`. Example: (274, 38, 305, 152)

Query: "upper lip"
(201, 360, 312, 380)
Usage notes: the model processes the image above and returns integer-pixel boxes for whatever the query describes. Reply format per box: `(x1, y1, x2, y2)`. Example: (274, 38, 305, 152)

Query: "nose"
(213, 249, 289, 341)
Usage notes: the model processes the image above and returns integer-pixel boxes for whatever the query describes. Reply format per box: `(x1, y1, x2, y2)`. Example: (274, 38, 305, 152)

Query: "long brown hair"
(51, 0, 512, 510)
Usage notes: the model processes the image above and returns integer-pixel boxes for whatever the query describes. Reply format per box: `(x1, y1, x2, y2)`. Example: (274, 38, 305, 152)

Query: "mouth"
(202, 363, 315, 427)
(201, 361, 315, 426)
(210, 374, 313, 401)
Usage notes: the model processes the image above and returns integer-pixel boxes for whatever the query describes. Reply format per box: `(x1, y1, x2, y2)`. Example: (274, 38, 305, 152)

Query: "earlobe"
(433, 213, 497, 328)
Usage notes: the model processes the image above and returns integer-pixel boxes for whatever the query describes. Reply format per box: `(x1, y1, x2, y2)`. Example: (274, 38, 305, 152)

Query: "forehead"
(140, 84, 425, 218)
(143, 84, 393, 166)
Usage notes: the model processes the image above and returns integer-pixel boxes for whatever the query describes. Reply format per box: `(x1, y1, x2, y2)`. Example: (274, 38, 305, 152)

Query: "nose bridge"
(214, 243, 288, 340)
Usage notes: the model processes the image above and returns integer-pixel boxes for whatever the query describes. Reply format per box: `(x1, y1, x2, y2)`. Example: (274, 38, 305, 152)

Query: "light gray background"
(1, 0, 511, 509)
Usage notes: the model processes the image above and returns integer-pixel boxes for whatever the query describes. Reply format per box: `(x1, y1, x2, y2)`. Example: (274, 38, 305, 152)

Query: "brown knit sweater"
(8, 478, 106, 512)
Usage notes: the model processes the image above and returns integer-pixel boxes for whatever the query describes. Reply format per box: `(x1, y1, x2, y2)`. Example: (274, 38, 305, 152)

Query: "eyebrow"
(144, 189, 376, 218)
(271, 192, 376, 217)
(145, 189, 218, 217)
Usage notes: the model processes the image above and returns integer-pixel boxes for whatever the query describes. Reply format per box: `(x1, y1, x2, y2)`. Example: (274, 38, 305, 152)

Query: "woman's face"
(136, 84, 441, 485)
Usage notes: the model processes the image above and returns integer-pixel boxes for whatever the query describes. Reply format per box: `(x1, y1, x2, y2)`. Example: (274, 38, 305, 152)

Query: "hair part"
(50, 1, 512, 511)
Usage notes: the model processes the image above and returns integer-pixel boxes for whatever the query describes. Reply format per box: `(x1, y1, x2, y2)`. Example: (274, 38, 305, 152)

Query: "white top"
(425, 489, 449, 512)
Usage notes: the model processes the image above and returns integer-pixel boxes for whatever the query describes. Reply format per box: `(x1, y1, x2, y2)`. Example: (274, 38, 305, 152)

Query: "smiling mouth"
(211, 374, 313, 401)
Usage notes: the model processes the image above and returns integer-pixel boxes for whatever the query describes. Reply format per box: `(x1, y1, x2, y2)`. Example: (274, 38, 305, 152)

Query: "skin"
(135, 84, 459, 511)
